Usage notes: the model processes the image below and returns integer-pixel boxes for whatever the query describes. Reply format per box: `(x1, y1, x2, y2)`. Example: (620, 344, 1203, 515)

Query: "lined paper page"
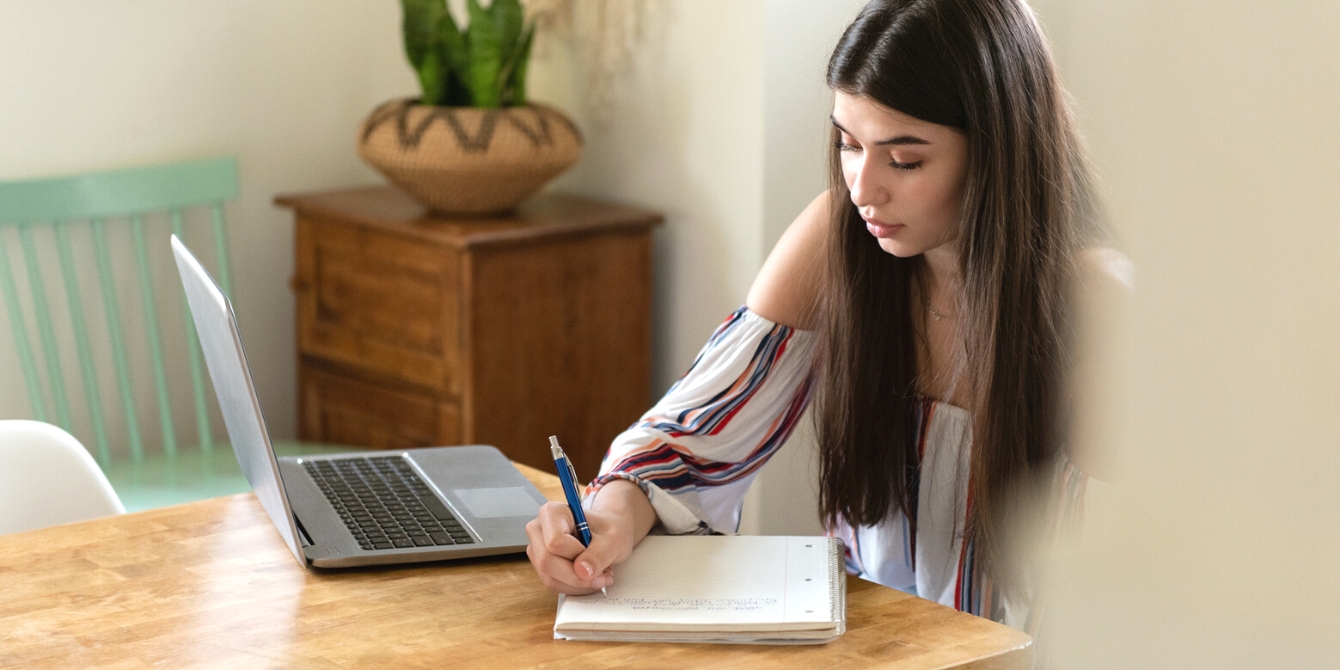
(555, 536, 835, 632)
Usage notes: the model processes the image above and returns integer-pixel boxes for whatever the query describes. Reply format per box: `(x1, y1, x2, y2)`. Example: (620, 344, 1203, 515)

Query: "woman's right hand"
(525, 479, 657, 595)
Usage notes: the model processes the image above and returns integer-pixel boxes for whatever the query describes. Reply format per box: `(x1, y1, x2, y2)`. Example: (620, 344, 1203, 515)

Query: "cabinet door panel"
(299, 362, 462, 449)
(295, 217, 461, 395)
(465, 231, 653, 477)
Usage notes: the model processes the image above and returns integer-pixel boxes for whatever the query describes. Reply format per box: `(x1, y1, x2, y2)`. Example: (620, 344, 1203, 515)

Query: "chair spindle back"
(0, 157, 239, 467)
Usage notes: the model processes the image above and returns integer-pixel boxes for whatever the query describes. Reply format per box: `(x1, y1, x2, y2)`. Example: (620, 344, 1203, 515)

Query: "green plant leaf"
(418, 49, 448, 105)
(401, 0, 445, 83)
(501, 23, 534, 106)
(436, 10, 467, 72)
(492, 0, 524, 78)
(466, 0, 503, 108)
(436, 11, 471, 105)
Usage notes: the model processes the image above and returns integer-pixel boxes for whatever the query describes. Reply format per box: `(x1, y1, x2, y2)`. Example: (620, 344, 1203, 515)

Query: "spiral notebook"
(553, 535, 847, 645)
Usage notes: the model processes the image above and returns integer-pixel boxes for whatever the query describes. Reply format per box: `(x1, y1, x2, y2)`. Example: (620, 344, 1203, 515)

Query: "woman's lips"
(863, 218, 904, 239)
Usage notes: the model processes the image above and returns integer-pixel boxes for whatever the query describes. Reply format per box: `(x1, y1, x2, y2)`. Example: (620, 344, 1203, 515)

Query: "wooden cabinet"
(275, 186, 661, 477)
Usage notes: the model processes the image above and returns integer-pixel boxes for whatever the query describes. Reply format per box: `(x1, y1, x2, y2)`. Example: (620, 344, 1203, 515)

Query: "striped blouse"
(586, 306, 1088, 632)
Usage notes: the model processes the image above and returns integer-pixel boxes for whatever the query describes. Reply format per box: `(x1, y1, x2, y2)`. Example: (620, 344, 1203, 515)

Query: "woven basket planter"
(357, 99, 583, 216)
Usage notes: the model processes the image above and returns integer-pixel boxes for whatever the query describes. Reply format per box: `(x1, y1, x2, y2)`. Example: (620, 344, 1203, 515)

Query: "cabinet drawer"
(294, 217, 461, 394)
(298, 362, 461, 450)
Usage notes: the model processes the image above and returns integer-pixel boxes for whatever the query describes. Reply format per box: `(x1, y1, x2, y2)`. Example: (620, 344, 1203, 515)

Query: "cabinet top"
(274, 186, 662, 249)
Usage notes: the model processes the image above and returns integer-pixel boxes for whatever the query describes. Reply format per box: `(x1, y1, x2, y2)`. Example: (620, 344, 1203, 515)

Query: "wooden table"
(0, 465, 1032, 669)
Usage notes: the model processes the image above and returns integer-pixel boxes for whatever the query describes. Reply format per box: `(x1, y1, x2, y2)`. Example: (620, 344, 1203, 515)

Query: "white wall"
(1030, 1, 1340, 666)
(0, 1, 415, 448)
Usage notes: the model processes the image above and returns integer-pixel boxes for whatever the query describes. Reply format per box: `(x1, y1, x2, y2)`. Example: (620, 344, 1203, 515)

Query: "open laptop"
(171, 235, 545, 568)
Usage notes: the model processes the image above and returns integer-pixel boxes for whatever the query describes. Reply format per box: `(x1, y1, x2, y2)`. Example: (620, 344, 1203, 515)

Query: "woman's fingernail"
(579, 561, 594, 578)
(593, 576, 609, 588)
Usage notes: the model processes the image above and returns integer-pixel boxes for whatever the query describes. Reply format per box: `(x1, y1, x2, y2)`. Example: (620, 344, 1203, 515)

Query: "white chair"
(0, 420, 125, 535)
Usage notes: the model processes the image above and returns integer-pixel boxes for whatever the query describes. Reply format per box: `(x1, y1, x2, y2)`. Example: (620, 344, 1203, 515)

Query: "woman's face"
(832, 91, 969, 259)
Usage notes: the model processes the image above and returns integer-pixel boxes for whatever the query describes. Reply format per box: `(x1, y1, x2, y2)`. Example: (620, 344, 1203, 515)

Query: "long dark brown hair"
(814, 0, 1099, 590)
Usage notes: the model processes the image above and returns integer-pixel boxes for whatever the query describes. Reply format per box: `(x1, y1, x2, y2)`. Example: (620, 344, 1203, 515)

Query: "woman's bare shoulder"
(1076, 246, 1134, 292)
(745, 191, 832, 330)
(1066, 246, 1134, 481)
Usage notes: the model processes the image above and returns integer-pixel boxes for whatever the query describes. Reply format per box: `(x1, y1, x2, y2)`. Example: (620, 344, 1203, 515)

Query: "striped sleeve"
(585, 306, 816, 535)
(1051, 452, 1090, 538)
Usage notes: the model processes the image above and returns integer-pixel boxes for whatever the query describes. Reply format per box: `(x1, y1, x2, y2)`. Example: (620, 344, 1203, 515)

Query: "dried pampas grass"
(522, 0, 661, 124)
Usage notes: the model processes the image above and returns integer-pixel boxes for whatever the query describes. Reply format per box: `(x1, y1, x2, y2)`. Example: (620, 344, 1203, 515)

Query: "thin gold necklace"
(924, 300, 953, 321)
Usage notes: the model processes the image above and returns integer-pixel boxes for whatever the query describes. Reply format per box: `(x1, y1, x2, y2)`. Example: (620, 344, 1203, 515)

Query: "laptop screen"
(171, 235, 306, 565)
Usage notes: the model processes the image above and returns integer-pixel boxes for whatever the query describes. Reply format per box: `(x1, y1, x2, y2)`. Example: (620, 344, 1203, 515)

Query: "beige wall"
(529, 1, 768, 395)
(0, 1, 779, 458)
(1032, 0, 1340, 666)
(0, 1, 414, 444)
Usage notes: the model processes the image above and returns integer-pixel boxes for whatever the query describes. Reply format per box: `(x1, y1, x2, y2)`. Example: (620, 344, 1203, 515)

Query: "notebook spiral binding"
(829, 537, 848, 631)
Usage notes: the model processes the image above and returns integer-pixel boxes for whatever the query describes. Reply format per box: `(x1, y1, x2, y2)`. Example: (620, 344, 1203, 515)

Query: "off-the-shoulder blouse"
(586, 306, 1088, 634)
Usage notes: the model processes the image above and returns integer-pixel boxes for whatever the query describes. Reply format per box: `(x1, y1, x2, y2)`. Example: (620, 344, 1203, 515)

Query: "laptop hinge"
(292, 514, 314, 548)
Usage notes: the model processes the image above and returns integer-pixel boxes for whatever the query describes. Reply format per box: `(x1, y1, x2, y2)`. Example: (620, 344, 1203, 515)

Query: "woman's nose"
(847, 156, 888, 209)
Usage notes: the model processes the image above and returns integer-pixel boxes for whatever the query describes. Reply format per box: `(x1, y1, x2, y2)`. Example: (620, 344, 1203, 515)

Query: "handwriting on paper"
(586, 597, 780, 612)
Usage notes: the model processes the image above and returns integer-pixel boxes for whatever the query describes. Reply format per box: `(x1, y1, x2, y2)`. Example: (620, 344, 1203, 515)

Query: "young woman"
(526, 0, 1122, 631)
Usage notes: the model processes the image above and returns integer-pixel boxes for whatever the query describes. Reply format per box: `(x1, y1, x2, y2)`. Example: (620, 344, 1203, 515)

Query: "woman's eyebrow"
(831, 117, 932, 146)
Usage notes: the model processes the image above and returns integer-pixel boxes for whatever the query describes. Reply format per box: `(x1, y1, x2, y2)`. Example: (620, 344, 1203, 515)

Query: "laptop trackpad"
(454, 487, 543, 518)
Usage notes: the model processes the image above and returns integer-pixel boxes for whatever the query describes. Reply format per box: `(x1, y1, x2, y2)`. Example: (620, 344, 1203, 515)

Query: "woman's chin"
(876, 237, 920, 257)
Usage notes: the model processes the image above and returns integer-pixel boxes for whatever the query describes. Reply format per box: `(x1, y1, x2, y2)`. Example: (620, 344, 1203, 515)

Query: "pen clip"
(551, 436, 583, 489)
(565, 457, 582, 490)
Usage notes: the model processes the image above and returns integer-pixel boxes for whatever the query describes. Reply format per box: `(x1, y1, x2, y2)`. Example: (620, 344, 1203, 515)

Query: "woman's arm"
(1065, 247, 1135, 482)
(526, 307, 817, 594)
(525, 191, 832, 595)
(746, 191, 832, 330)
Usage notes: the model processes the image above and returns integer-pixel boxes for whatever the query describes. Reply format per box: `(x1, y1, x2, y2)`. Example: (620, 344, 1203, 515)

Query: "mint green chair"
(0, 157, 349, 511)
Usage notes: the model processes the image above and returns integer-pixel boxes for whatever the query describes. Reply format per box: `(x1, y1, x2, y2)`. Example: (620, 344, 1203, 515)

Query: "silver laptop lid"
(171, 235, 306, 565)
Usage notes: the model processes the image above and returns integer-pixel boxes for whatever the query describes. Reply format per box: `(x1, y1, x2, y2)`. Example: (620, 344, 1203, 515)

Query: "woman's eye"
(890, 158, 923, 171)
(834, 140, 860, 153)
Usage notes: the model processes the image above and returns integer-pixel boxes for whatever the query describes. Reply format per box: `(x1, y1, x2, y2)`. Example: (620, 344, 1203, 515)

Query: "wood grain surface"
(280, 187, 657, 477)
(275, 187, 663, 250)
(0, 463, 1032, 669)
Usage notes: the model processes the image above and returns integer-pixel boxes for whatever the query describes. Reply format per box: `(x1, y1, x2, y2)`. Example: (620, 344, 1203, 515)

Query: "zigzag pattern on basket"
(357, 98, 583, 213)
(360, 99, 582, 154)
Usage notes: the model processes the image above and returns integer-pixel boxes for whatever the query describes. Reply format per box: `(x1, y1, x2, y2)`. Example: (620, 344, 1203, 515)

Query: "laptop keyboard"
(303, 456, 476, 551)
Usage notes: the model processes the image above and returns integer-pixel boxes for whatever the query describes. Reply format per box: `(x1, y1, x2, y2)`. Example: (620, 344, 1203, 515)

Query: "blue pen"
(549, 436, 607, 597)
